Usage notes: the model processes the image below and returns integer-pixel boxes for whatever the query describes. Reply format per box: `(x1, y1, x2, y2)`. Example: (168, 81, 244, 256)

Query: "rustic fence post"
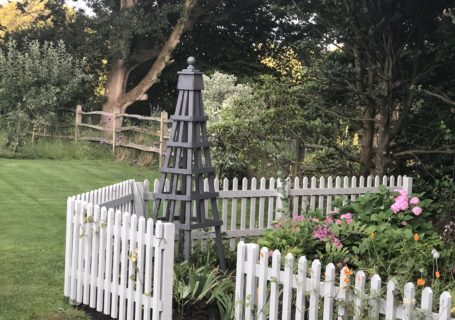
(159, 111, 168, 167)
(31, 124, 36, 144)
(112, 112, 116, 155)
(75, 105, 82, 143)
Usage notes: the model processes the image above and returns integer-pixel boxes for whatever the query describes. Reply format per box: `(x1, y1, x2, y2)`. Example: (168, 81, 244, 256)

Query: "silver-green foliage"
(203, 72, 253, 124)
(0, 40, 91, 151)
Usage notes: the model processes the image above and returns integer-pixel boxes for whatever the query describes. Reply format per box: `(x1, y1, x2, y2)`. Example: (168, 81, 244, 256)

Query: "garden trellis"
(152, 57, 226, 269)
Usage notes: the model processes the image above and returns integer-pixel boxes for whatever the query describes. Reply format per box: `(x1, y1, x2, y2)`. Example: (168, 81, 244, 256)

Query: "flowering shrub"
(258, 187, 455, 298)
(336, 186, 434, 233)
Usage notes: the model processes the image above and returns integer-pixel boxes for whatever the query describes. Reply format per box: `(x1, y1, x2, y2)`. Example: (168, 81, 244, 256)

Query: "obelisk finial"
(187, 56, 196, 70)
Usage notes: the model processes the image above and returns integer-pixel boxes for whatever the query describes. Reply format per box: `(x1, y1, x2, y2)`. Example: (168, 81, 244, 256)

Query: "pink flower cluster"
(390, 189, 422, 216)
(292, 216, 321, 223)
(312, 226, 343, 248)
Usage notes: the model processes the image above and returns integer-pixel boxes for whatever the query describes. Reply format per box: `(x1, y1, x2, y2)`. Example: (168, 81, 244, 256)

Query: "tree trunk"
(99, 0, 198, 133)
(294, 133, 305, 176)
(360, 107, 374, 176)
(100, 59, 127, 132)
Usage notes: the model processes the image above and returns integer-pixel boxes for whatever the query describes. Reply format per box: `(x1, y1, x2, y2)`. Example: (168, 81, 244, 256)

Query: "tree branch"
(393, 146, 455, 156)
(118, 0, 198, 112)
(421, 89, 455, 107)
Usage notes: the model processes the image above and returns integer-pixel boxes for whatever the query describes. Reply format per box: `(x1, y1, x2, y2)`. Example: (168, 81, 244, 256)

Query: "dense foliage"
(0, 40, 91, 151)
(258, 188, 455, 298)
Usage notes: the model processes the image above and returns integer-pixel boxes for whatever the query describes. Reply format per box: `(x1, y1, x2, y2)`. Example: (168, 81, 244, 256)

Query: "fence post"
(159, 111, 168, 167)
(276, 178, 283, 220)
(403, 176, 413, 194)
(112, 112, 116, 155)
(75, 105, 82, 143)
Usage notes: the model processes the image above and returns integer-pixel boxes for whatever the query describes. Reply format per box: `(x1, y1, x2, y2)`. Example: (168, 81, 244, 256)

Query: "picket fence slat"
(269, 250, 281, 320)
(294, 256, 307, 320)
(323, 263, 336, 320)
(235, 242, 454, 320)
(267, 178, 276, 227)
(64, 199, 175, 320)
(258, 177, 266, 229)
(96, 207, 107, 312)
(257, 247, 269, 320)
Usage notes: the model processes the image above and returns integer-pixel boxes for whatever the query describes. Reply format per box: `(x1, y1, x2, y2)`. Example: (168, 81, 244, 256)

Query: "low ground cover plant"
(258, 187, 455, 301)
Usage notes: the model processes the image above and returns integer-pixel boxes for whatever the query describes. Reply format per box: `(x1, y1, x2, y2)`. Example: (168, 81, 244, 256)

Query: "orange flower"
(417, 278, 425, 286)
(342, 266, 352, 275)
(413, 233, 420, 241)
(370, 232, 375, 240)
(435, 271, 441, 279)
(343, 277, 350, 284)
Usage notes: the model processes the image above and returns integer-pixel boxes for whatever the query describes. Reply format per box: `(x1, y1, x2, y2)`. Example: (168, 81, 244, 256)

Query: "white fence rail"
(235, 242, 454, 320)
(69, 175, 413, 251)
(64, 198, 175, 320)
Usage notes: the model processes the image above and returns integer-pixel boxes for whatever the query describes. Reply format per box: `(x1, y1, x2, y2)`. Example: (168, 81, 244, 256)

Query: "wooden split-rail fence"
(74, 105, 170, 165)
(235, 242, 454, 320)
(67, 175, 413, 251)
(64, 198, 175, 320)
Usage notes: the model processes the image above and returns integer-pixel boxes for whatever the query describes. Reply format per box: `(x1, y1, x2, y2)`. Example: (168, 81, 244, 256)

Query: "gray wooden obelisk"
(153, 57, 226, 270)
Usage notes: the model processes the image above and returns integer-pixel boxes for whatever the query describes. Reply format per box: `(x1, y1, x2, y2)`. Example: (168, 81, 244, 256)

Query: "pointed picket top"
(269, 249, 282, 319)
(242, 177, 248, 190)
(351, 176, 357, 188)
(369, 274, 382, 320)
(343, 176, 349, 188)
(295, 256, 307, 320)
(282, 253, 294, 320)
(353, 271, 366, 320)
(323, 263, 336, 320)
(359, 175, 365, 188)
(403, 282, 415, 320)
(438, 291, 452, 320)
(385, 280, 397, 320)
(420, 287, 433, 315)
(257, 247, 269, 320)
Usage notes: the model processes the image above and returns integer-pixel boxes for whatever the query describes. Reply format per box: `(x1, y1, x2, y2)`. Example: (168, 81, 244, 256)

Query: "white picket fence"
(235, 242, 454, 320)
(64, 198, 175, 320)
(68, 175, 413, 251)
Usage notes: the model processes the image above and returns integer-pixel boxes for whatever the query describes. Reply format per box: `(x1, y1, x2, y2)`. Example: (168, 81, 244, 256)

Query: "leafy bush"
(258, 187, 455, 297)
(0, 40, 92, 151)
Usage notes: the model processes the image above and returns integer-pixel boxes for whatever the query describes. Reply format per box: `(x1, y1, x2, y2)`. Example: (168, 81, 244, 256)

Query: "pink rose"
(401, 221, 407, 226)
(410, 197, 420, 205)
(335, 219, 342, 225)
(412, 206, 422, 216)
(292, 215, 304, 222)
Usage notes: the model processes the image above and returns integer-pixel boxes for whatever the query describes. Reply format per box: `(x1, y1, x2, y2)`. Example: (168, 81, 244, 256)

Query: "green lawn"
(0, 159, 159, 320)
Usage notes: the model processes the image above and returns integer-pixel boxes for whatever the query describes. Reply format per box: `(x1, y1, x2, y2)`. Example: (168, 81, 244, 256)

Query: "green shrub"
(0, 39, 92, 151)
(258, 188, 455, 299)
